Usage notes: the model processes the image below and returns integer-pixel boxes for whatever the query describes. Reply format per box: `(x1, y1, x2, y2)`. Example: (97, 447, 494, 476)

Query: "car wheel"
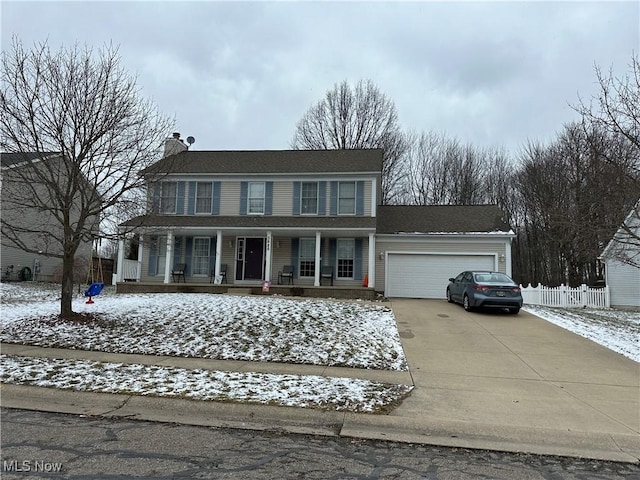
(446, 288, 453, 303)
(463, 295, 472, 311)
(509, 307, 520, 314)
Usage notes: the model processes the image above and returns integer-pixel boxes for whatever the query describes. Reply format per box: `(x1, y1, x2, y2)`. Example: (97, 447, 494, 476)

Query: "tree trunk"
(60, 250, 76, 318)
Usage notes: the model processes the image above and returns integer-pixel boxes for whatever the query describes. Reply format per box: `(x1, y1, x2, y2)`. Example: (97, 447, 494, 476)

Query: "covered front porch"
(115, 280, 377, 301)
(115, 224, 377, 292)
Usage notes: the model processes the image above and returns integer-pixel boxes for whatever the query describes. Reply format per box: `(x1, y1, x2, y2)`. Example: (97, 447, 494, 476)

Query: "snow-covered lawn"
(0, 284, 406, 370)
(1, 283, 637, 414)
(0, 283, 411, 413)
(524, 305, 640, 363)
(1, 356, 410, 413)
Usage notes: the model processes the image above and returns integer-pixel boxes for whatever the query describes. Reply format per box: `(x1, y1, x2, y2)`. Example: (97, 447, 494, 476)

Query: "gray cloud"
(2, 1, 638, 154)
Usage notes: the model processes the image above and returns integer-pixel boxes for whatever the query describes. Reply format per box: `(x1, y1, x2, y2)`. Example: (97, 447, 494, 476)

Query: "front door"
(236, 237, 264, 281)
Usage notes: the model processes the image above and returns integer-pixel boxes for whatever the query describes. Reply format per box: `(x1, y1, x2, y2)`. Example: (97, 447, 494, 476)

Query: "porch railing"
(119, 259, 140, 282)
(520, 283, 610, 308)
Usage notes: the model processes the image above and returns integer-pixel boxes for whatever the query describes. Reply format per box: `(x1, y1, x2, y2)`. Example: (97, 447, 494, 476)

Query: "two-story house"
(117, 134, 515, 299)
(118, 134, 380, 290)
(1, 152, 98, 282)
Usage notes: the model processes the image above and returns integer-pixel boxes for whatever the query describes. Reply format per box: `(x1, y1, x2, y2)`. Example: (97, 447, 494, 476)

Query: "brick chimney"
(163, 132, 188, 158)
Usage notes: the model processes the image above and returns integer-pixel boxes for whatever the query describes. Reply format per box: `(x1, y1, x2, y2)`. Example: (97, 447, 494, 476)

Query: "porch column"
(314, 231, 321, 287)
(215, 230, 222, 278)
(265, 231, 273, 282)
(136, 235, 144, 282)
(368, 233, 376, 288)
(163, 231, 174, 284)
(116, 237, 125, 284)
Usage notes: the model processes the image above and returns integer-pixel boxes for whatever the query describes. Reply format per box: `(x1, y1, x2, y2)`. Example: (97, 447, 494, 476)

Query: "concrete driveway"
(344, 299, 639, 462)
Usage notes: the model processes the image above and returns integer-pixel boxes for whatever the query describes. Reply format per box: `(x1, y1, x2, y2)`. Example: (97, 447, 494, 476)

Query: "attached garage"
(386, 252, 495, 299)
(375, 205, 516, 299)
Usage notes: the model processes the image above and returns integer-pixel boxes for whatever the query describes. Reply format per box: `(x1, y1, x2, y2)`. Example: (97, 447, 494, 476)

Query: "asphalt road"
(1, 409, 638, 479)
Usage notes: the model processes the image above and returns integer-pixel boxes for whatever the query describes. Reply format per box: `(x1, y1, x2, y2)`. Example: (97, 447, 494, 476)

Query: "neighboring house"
(1, 152, 97, 282)
(117, 135, 514, 299)
(600, 203, 640, 309)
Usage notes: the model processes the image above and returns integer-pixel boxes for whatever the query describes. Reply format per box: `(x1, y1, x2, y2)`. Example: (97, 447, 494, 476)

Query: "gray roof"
(121, 215, 376, 230)
(600, 199, 640, 259)
(376, 205, 511, 234)
(1, 152, 59, 168)
(121, 206, 509, 234)
(142, 149, 383, 175)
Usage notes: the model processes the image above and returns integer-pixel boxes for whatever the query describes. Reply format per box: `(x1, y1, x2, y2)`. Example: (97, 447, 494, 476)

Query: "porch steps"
(227, 288, 253, 296)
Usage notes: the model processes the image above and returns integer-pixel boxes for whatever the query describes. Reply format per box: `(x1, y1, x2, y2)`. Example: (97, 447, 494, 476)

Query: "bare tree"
(402, 131, 454, 205)
(573, 54, 640, 259)
(291, 79, 407, 204)
(401, 130, 498, 206)
(576, 54, 640, 153)
(511, 123, 640, 286)
(1, 39, 173, 318)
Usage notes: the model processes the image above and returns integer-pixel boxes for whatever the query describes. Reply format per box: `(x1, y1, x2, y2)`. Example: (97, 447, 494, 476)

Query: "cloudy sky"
(2, 1, 638, 155)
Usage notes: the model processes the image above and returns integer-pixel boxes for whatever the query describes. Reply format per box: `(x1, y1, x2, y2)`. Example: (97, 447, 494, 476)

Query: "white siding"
(606, 259, 640, 308)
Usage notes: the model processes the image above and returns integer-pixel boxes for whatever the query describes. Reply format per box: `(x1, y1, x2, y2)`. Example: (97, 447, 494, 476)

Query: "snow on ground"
(524, 305, 640, 363)
(1, 283, 637, 413)
(0, 284, 407, 370)
(0, 282, 411, 413)
(0, 355, 411, 413)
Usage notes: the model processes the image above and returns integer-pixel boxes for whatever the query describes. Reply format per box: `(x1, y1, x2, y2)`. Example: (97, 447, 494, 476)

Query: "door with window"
(235, 237, 265, 281)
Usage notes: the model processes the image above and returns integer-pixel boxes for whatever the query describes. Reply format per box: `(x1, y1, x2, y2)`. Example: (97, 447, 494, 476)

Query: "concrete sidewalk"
(1, 299, 639, 463)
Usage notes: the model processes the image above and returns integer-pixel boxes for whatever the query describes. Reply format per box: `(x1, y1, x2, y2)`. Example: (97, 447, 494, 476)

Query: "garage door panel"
(387, 254, 494, 299)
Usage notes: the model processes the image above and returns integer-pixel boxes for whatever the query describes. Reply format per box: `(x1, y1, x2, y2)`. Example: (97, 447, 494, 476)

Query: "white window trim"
(160, 182, 178, 214)
(195, 182, 212, 215)
(247, 181, 265, 215)
(336, 238, 355, 279)
(300, 181, 319, 215)
(337, 181, 356, 216)
(299, 237, 316, 278)
(191, 237, 211, 276)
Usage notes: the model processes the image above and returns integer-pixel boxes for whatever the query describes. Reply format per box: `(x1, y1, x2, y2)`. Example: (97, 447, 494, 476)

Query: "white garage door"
(386, 253, 495, 299)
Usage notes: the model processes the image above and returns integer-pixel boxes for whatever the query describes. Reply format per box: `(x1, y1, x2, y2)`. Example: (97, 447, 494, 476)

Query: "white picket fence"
(519, 283, 610, 308)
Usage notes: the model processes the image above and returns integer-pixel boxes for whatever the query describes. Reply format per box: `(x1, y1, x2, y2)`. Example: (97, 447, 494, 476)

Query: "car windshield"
(473, 273, 514, 284)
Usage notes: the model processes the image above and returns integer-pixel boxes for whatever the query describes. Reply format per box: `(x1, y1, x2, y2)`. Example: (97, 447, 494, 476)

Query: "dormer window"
(159, 182, 177, 214)
(247, 182, 265, 214)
